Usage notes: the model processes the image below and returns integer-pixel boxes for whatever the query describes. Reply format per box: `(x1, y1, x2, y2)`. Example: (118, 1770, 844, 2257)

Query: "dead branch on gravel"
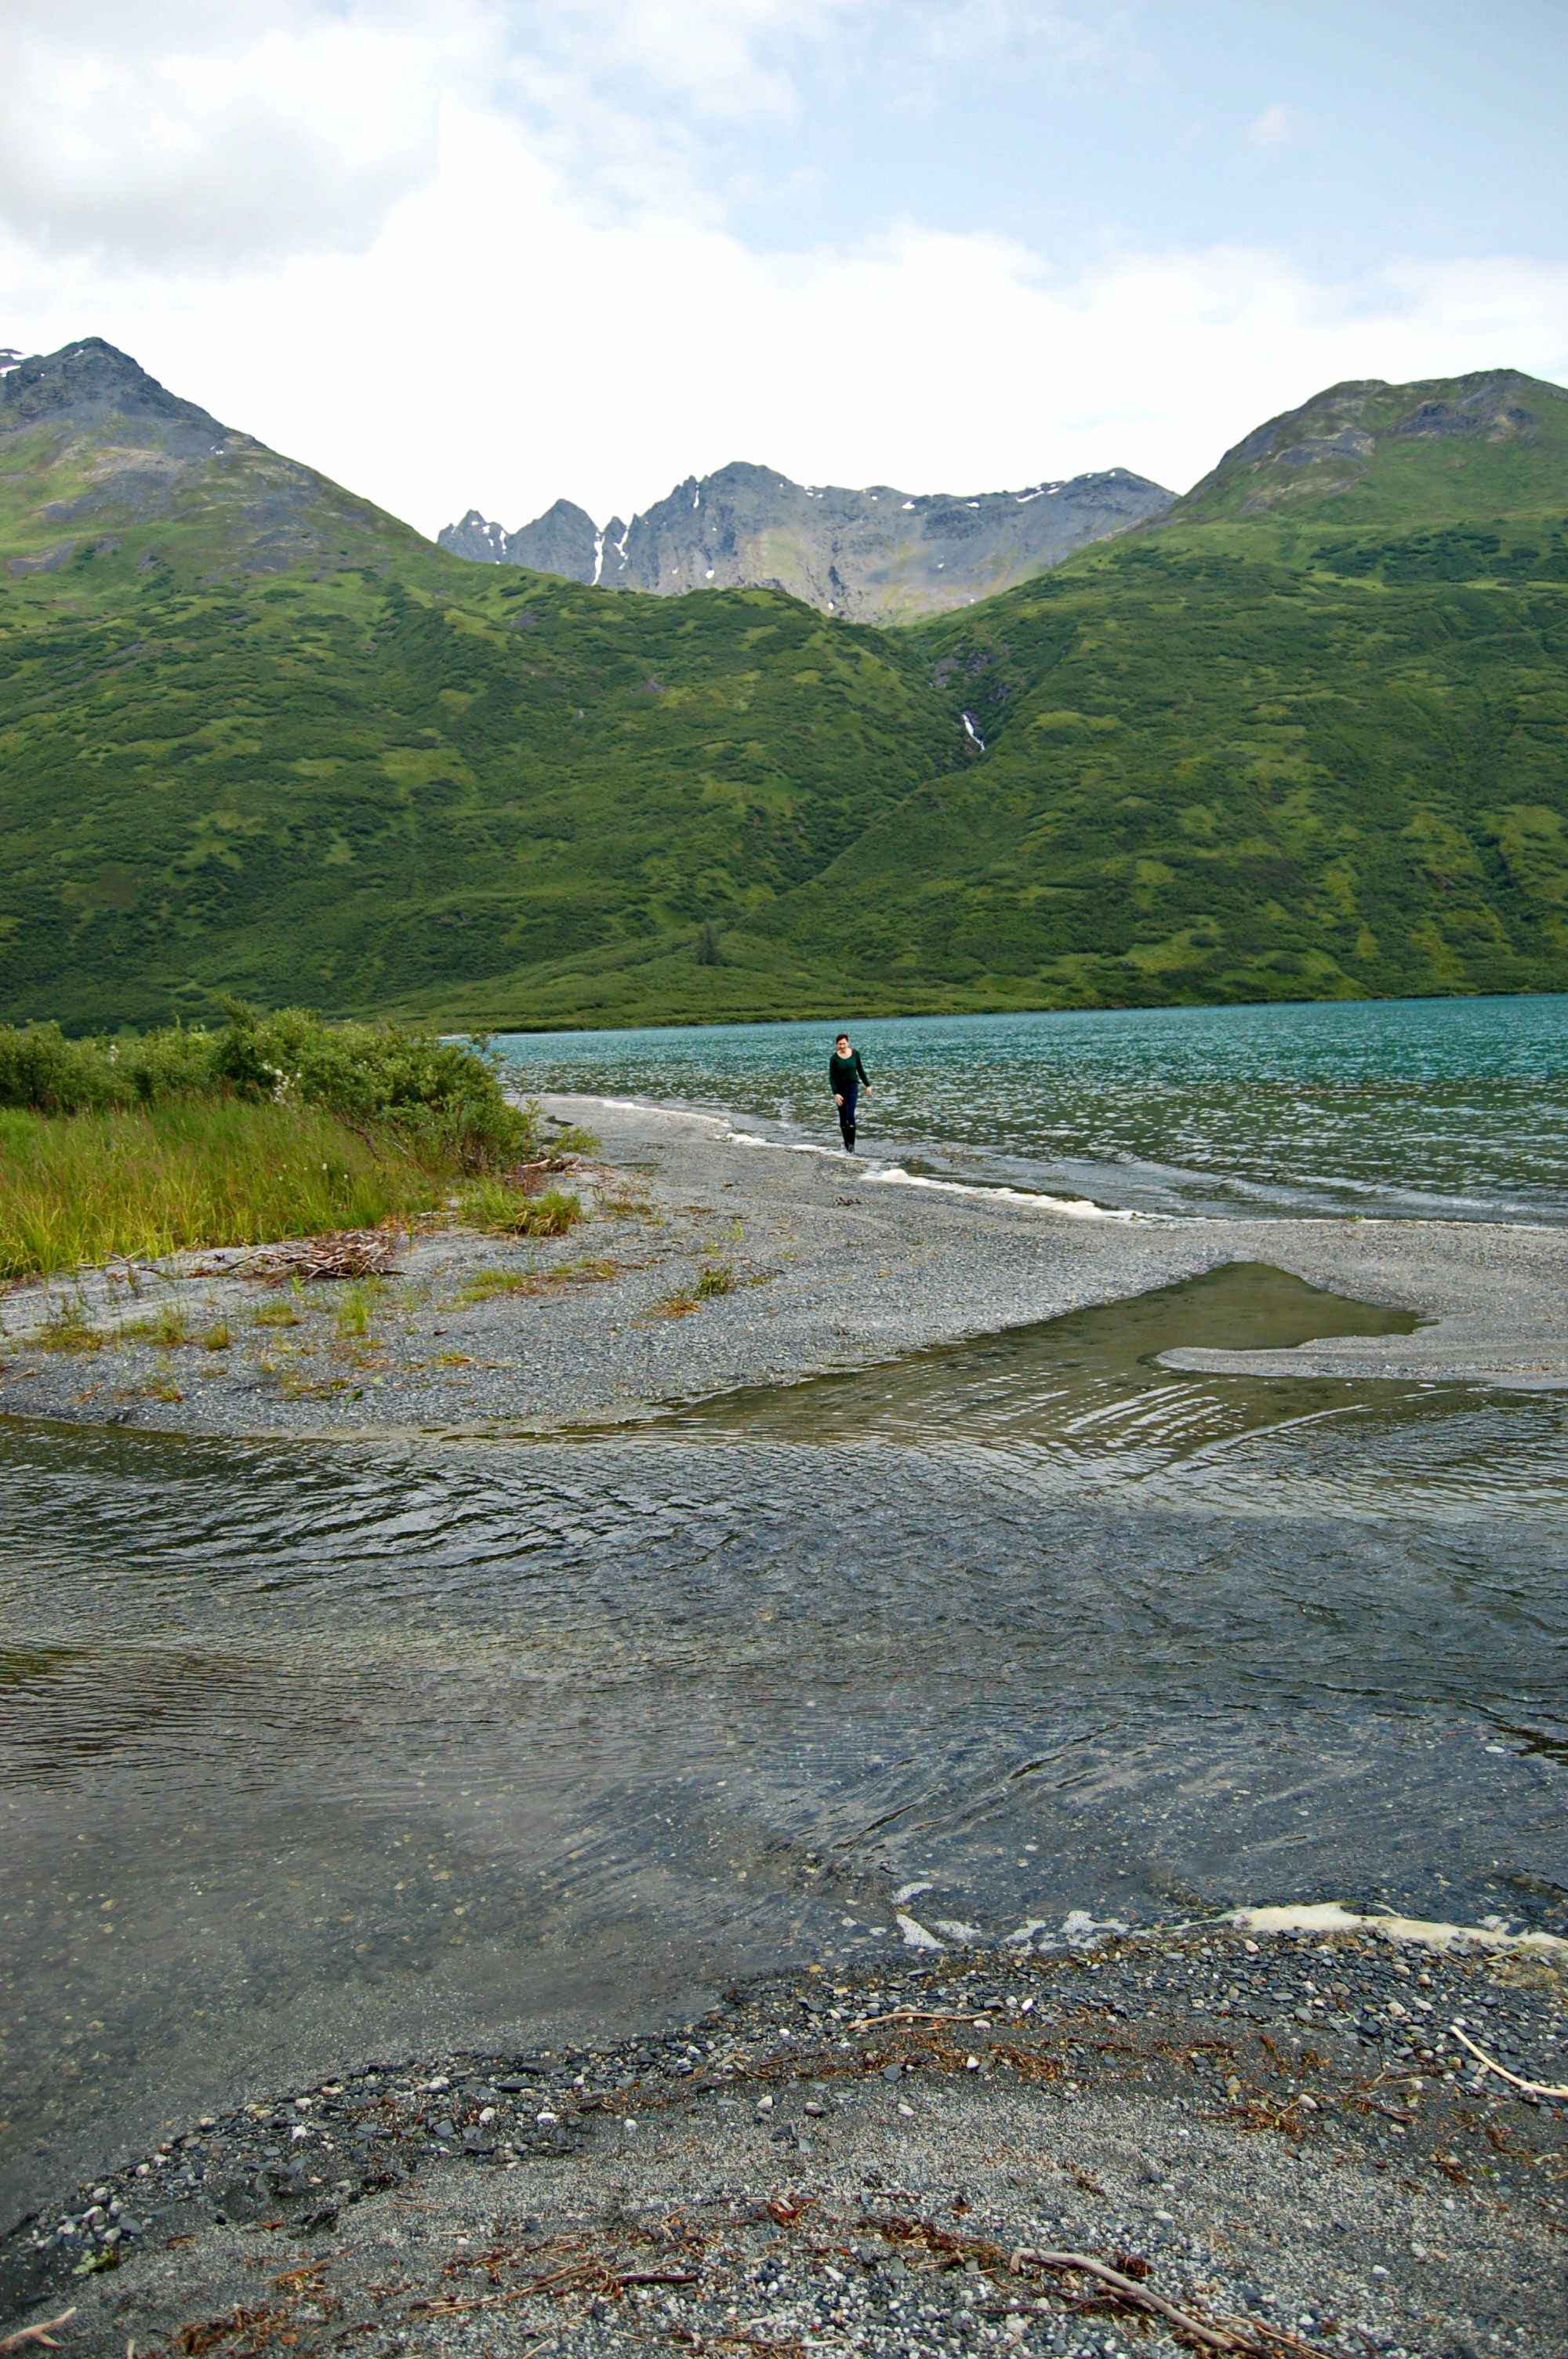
(1452, 2025, 1568, 2099)
(0, 2313, 76, 2354)
(699, 2338, 804, 2358)
(172, 2306, 292, 2357)
(411, 2258, 699, 2317)
(1012, 2252, 1266, 2356)
(846, 2006, 964, 2032)
(1232, 2319, 1338, 2358)
(195, 1229, 408, 1281)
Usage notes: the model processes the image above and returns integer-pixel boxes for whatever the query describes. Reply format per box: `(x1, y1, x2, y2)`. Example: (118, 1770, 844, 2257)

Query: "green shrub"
(0, 1023, 122, 1114)
(0, 1005, 534, 1171)
(212, 1004, 535, 1169)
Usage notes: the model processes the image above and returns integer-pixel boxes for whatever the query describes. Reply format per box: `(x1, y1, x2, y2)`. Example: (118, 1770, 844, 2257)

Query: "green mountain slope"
(750, 370, 1568, 1012)
(2, 347, 1566, 1032)
(0, 343, 964, 1030)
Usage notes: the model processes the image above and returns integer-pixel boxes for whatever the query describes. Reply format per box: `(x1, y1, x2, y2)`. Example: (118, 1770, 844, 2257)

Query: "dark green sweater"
(828, 1049, 869, 1096)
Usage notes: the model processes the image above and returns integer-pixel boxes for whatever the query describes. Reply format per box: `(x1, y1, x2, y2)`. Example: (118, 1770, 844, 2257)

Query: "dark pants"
(837, 1087, 858, 1151)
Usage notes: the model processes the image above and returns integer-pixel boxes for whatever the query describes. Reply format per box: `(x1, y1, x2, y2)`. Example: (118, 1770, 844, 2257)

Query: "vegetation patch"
(35, 1304, 107, 1352)
(332, 1279, 388, 1339)
(0, 1099, 445, 1281)
(651, 1284, 701, 1318)
(454, 1255, 618, 1304)
(453, 1267, 536, 1303)
(0, 1008, 534, 1278)
(121, 1303, 190, 1348)
(458, 1183, 584, 1238)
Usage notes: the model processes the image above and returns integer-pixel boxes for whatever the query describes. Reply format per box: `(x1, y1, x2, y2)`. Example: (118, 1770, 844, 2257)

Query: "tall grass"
(0, 1100, 452, 1280)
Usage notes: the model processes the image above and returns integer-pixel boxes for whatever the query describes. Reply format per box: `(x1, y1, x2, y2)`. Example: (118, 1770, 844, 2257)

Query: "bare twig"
(1013, 2252, 1265, 2354)
(0, 2314, 77, 2354)
(846, 2008, 964, 2033)
(412, 2261, 697, 2317)
(1452, 2025, 1568, 2099)
(1232, 2319, 1334, 2358)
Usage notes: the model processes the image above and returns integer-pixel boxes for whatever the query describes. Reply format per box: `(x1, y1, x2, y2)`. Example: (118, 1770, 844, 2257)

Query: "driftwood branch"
(1012, 2252, 1264, 2354)
(1452, 2024, 1568, 2099)
(228, 1229, 406, 1281)
(847, 2007, 965, 2033)
(0, 2311, 77, 2354)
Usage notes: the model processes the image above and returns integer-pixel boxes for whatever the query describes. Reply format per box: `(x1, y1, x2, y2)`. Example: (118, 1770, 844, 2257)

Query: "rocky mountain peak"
(1, 337, 222, 434)
(1182, 369, 1564, 517)
(440, 458, 1174, 621)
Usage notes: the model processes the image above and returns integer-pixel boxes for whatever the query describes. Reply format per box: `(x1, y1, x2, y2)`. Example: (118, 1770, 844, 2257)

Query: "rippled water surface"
(5, 1258, 1567, 2216)
(497, 992, 1568, 1219)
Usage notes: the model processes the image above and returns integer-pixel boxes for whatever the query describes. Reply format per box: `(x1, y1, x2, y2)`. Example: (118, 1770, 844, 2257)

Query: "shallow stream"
(5, 1259, 1566, 2221)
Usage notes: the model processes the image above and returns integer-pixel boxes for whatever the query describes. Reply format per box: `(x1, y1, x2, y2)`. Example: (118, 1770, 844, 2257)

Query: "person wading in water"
(828, 1031, 870, 1152)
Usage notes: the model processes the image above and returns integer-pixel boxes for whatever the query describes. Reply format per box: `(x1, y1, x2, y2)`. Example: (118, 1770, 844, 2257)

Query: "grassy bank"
(0, 1005, 539, 1278)
(0, 1100, 459, 1280)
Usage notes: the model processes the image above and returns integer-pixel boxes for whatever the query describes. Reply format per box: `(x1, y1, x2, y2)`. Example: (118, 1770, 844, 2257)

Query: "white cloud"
(2, 2, 1565, 539)
(0, 1, 484, 267)
(528, 0, 858, 118)
(1245, 102, 1306, 149)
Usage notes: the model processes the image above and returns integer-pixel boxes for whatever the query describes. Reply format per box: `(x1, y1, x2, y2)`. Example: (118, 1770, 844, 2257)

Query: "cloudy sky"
(4, 1, 1566, 537)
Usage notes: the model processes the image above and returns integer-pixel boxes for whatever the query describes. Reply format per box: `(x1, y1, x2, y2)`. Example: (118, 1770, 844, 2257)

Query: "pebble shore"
(4, 1920, 1563, 2356)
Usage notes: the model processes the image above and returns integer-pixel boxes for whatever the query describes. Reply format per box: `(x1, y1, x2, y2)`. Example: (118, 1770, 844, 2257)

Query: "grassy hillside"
(0, 344, 963, 1030)
(2, 347, 1567, 1030)
(747, 371, 1568, 1012)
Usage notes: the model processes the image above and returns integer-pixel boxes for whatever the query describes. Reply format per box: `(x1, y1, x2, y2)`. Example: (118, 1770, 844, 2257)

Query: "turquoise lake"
(494, 990, 1568, 1222)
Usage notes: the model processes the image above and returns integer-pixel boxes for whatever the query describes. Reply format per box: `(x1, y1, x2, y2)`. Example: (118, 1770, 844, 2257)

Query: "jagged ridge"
(439, 456, 1173, 623)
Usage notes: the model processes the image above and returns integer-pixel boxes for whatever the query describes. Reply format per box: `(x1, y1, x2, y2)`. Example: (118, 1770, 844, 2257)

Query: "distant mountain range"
(2, 339, 1566, 1034)
(439, 460, 1174, 623)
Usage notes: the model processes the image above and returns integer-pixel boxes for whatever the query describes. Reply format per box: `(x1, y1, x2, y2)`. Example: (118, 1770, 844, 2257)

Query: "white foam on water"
(535, 1092, 1139, 1218)
(1231, 1902, 1568, 1954)
(858, 1161, 1136, 1222)
(896, 1912, 944, 1950)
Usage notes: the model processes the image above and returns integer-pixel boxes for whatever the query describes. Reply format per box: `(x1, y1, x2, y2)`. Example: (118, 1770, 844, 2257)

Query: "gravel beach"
(3, 1095, 1567, 1438)
(4, 1917, 1563, 2357)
